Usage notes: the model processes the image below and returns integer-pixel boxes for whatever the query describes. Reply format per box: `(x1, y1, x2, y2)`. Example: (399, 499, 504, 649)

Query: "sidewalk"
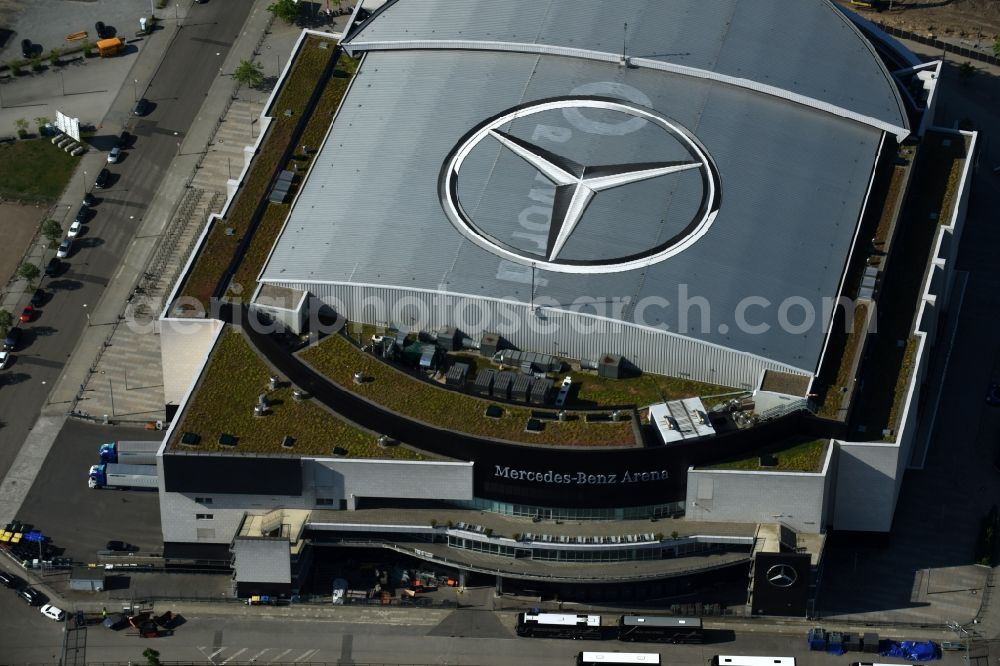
(70, 8, 309, 422)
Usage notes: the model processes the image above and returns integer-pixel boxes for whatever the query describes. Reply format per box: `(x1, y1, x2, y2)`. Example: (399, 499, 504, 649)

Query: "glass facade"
(445, 535, 743, 563)
(458, 498, 685, 521)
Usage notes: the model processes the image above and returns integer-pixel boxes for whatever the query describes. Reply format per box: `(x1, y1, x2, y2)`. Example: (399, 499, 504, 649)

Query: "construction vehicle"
(96, 37, 125, 57)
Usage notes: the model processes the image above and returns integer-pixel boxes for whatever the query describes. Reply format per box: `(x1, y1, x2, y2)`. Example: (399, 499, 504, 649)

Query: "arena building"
(154, 0, 975, 613)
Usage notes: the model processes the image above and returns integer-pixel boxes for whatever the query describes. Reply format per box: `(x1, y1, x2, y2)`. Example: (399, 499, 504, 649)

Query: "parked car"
(95, 21, 111, 39)
(40, 604, 66, 621)
(19, 304, 35, 322)
(44, 257, 61, 277)
(132, 98, 149, 116)
(987, 382, 1000, 406)
(0, 350, 9, 371)
(116, 130, 130, 149)
(30, 289, 46, 307)
(18, 587, 42, 605)
(20, 39, 32, 58)
(107, 146, 121, 164)
(75, 205, 89, 223)
(83, 192, 96, 206)
(56, 239, 71, 259)
(106, 540, 138, 552)
(3, 327, 21, 351)
(95, 168, 110, 189)
(68, 221, 82, 238)
(0, 570, 24, 588)
(103, 613, 128, 630)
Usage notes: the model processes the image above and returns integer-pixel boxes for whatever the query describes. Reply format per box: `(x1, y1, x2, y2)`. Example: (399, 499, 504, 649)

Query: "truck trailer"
(88, 463, 158, 490)
(98, 441, 160, 465)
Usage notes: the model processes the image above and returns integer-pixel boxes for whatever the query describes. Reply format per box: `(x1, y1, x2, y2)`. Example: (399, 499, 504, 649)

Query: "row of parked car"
(0, 129, 134, 371)
(48, 130, 132, 284)
(0, 570, 65, 621)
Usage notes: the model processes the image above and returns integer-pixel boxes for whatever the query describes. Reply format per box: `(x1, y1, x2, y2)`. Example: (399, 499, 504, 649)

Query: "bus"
(618, 615, 703, 644)
(578, 652, 661, 665)
(712, 657, 796, 666)
(516, 612, 603, 640)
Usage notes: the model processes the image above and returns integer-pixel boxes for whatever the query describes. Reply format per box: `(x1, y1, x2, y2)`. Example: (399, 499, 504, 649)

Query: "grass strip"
(172, 327, 426, 459)
(177, 36, 337, 307)
(299, 334, 637, 447)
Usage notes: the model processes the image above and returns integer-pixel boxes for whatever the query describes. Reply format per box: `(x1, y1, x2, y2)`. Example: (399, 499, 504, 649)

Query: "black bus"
(516, 612, 603, 640)
(617, 616, 703, 644)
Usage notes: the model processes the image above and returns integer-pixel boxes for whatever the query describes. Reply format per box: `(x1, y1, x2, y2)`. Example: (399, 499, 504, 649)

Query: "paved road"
(5, 605, 974, 666)
(0, 0, 253, 476)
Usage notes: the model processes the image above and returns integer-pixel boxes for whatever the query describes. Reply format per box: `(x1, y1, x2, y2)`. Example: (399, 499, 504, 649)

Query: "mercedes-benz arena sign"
(440, 96, 721, 274)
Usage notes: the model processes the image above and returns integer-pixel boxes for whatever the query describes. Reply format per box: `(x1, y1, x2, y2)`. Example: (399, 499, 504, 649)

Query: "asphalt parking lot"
(14, 419, 164, 564)
(0, 0, 154, 63)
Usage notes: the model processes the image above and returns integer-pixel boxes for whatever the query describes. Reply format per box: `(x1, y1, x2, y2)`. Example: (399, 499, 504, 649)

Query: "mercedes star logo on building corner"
(439, 97, 721, 275)
(766, 563, 799, 588)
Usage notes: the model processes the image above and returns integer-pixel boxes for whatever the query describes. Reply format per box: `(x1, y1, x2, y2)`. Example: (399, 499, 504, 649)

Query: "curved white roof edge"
(343, 39, 909, 142)
(835, 4, 923, 69)
(258, 277, 814, 379)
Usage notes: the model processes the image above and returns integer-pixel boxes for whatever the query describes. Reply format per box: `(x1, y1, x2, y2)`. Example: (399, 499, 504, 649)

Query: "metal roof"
(260, 47, 882, 373)
(232, 537, 291, 584)
(345, 0, 908, 135)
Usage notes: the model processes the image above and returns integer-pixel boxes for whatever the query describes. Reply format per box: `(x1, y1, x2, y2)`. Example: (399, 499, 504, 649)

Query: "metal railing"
(873, 22, 1000, 67)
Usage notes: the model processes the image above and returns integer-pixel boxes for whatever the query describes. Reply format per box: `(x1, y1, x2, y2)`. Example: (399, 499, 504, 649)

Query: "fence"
(873, 22, 1000, 67)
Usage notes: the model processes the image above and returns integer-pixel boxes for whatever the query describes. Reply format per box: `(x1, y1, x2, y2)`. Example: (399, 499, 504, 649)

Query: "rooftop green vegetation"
(849, 132, 967, 439)
(816, 303, 869, 419)
(178, 36, 340, 306)
(0, 139, 78, 202)
(299, 334, 637, 447)
(350, 325, 735, 410)
(172, 327, 426, 459)
(701, 437, 830, 473)
(230, 51, 360, 295)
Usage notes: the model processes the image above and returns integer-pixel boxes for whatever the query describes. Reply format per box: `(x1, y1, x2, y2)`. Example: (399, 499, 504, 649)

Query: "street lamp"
(947, 621, 971, 664)
(133, 78, 138, 102)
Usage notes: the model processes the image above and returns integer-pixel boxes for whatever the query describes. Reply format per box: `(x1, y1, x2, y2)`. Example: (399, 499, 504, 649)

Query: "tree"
(143, 648, 161, 666)
(30, 57, 42, 72)
(9, 60, 22, 75)
(267, 0, 300, 24)
(994, 37, 1000, 58)
(34, 116, 49, 134)
(48, 48, 61, 67)
(233, 59, 265, 88)
(0, 309, 12, 338)
(14, 118, 29, 138)
(17, 262, 40, 285)
(41, 219, 62, 248)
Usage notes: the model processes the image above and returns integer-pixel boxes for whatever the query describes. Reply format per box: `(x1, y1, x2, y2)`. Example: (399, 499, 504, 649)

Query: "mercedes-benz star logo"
(440, 97, 721, 275)
(766, 563, 799, 588)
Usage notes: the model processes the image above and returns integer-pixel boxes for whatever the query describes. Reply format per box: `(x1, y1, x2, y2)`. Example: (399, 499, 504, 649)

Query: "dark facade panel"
(163, 453, 302, 495)
(750, 552, 811, 617)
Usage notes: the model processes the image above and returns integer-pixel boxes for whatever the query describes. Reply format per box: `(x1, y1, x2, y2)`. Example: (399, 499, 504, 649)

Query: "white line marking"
(248, 649, 270, 662)
(267, 649, 292, 663)
(293, 649, 319, 662)
(221, 648, 248, 664)
(209, 648, 226, 660)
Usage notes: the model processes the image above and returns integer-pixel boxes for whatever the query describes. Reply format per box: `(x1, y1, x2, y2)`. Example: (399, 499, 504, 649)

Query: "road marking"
(247, 649, 270, 662)
(208, 648, 226, 660)
(267, 649, 292, 663)
(293, 649, 319, 662)
(221, 648, 248, 664)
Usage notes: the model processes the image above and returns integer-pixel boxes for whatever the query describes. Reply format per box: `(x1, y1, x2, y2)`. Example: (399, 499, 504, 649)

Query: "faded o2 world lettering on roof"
(441, 96, 722, 275)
